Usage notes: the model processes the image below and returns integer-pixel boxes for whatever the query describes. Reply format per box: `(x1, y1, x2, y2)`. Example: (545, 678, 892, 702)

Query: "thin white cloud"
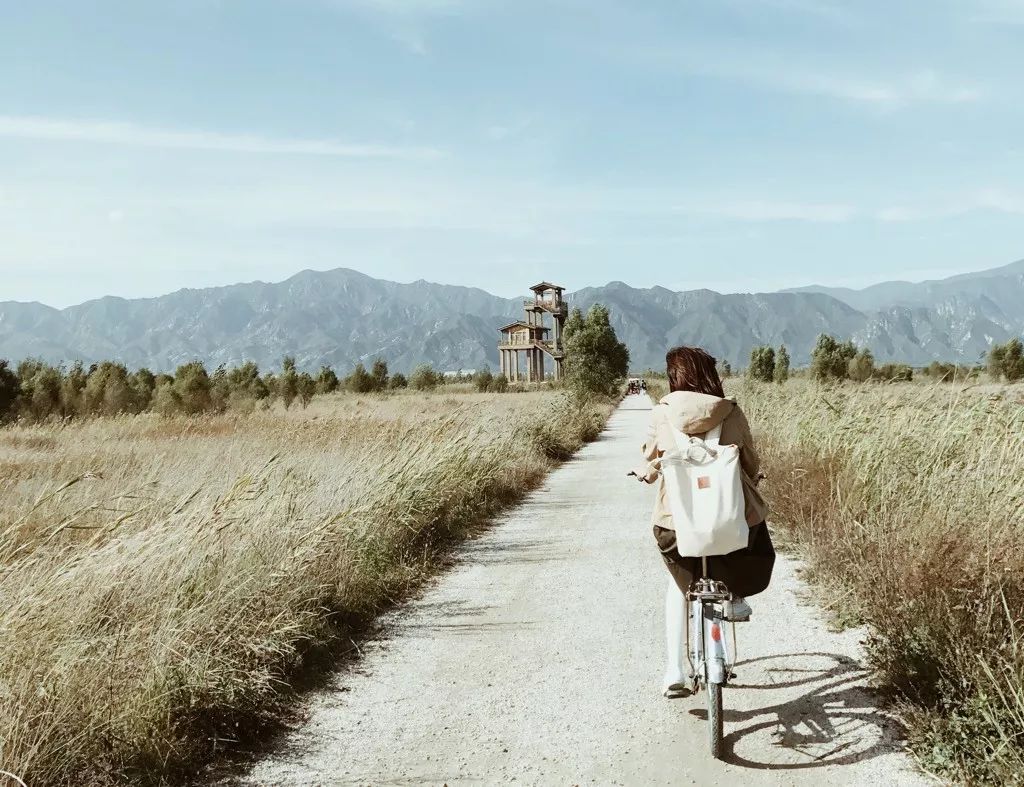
(625, 41, 984, 107)
(876, 188, 1024, 221)
(674, 199, 856, 222)
(695, 62, 982, 106)
(0, 115, 444, 160)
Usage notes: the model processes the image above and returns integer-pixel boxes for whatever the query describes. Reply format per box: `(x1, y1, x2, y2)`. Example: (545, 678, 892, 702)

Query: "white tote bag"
(660, 423, 749, 557)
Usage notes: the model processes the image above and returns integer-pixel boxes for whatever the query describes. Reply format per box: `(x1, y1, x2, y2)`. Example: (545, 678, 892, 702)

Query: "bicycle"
(683, 556, 738, 759)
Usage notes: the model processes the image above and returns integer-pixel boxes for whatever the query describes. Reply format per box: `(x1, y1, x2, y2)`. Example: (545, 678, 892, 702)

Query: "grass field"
(0, 389, 611, 786)
(737, 378, 1024, 783)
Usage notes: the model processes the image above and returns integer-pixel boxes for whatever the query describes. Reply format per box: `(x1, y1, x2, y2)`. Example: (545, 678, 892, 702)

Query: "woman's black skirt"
(654, 522, 775, 598)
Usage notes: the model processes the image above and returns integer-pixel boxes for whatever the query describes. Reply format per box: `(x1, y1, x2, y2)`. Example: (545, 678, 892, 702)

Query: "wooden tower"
(498, 282, 567, 382)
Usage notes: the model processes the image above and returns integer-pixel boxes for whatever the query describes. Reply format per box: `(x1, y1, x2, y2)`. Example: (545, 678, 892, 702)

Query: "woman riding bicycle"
(632, 346, 775, 695)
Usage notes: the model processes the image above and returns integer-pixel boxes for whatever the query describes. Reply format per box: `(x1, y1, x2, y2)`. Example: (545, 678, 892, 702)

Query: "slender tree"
(370, 359, 390, 392)
(279, 356, 299, 409)
(348, 363, 374, 393)
(774, 345, 790, 383)
(747, 346, 776, 383)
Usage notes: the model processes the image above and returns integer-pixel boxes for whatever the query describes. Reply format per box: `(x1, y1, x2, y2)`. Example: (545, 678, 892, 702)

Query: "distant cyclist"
(632, 346, 775, 695)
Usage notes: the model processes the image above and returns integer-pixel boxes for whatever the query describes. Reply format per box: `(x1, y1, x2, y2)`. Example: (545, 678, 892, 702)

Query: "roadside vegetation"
(0, 387, 613, 785)
(0, 356, 486, 425)
(738, 377, 1024, 783)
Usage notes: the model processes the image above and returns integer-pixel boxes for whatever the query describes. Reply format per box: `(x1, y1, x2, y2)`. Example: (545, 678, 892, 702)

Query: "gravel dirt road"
(239, 396, 927, 786)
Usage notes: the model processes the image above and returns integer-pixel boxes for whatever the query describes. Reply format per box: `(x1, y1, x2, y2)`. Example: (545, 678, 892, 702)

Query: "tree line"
(0, 301, 633, 425)
(745, 333, 1024, 383)
(745, 345, 792, 383)
(0, 356, 462, 424)
(745, 336, 932, 383)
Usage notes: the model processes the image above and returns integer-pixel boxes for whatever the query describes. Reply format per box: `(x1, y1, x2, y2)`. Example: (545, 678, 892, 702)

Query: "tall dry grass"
(0, 390, 611, 785)
(736, 379, 1024, 783)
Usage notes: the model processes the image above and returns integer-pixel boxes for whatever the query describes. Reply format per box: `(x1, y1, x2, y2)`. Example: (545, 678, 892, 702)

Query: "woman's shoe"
(662, 671, 691, 697)
(724, 597, 752, 621)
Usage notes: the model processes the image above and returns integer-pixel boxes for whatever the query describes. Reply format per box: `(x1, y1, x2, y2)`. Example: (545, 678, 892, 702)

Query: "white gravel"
(238, 396, 928, 786)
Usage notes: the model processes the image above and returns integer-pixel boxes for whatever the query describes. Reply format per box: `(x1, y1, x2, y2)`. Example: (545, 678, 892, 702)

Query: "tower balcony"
(499, 339, 564, 357)
(524, 299, 568, 315)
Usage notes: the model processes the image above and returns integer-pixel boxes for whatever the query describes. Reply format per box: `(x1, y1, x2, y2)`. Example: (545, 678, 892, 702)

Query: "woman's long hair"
(666, 346, 725, 398)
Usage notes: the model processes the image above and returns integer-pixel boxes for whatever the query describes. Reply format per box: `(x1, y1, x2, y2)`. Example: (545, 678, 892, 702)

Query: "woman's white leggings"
(664, 575, 687, 682)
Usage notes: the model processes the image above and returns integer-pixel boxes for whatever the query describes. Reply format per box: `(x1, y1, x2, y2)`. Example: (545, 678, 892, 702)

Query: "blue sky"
(1, 0, 1023, 307)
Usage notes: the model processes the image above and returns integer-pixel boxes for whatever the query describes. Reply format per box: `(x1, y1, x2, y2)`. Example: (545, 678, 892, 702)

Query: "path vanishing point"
(236, 397, 928, 786)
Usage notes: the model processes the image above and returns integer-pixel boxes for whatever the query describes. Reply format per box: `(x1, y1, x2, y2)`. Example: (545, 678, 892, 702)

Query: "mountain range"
(2, 260, 1023, 373)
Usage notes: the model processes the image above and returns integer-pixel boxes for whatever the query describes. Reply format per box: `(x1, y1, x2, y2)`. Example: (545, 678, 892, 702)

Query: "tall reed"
(0, 390, 611, 785)
(737, 379, 1024, 783)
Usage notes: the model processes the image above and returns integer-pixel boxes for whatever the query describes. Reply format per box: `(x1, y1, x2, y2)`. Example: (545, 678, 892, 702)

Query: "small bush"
(874, 363, 913, 382)
(474, 367, 494, 392)
(988, 338, 1024, 382)
(848, 349, 875, 382)
(409, 364, 439, 391)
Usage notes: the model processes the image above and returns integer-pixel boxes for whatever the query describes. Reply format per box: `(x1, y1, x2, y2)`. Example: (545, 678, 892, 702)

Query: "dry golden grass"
(0, 389, 611, 786)
(736, 378, 1024, 783)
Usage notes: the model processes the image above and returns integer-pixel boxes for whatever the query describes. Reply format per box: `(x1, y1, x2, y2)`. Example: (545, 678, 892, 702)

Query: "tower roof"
(498, 321, 550, 333)
(529, 282, 565, 293)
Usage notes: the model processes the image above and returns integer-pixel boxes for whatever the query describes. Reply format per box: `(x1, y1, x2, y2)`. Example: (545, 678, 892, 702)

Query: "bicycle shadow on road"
(687, 651, 910, 771)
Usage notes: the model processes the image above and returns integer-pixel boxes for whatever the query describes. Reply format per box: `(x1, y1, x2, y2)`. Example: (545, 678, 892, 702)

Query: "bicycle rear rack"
(686, 577, 732, 604)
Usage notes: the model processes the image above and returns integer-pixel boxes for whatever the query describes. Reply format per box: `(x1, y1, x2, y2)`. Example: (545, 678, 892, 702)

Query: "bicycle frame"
(684, 557, 737, 691)
(685, 556, 737, 758)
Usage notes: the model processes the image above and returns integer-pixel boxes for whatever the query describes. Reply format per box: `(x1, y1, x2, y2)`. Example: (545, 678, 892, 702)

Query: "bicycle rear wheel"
(707, 682, 723, 759)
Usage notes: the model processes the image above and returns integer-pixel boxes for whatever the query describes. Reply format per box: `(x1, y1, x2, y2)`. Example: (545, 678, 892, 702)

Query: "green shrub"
(848, 349, 875, 382)
(279, 357, 299, 409)
(370, 359, 390, 392)
(315, 366, 339, 394)
(0, 360, 18, 421)
(410, 364, 439, 391)
(874, 363, 913, 382)
(474, 367, 494, 392)
(988, 338, 1024, 382)
(810, 334, 857, 381)
(773, 345, 790, 383)
(172, 361, 214, 415)
(747, 346, 775, 382)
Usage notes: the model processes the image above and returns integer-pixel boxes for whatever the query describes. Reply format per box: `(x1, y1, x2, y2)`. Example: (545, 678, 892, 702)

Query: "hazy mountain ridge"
(2, 262, 1022, 373)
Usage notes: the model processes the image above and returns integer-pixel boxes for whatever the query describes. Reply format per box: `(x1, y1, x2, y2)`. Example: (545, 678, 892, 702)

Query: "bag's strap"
(668, 425, 719, 463)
